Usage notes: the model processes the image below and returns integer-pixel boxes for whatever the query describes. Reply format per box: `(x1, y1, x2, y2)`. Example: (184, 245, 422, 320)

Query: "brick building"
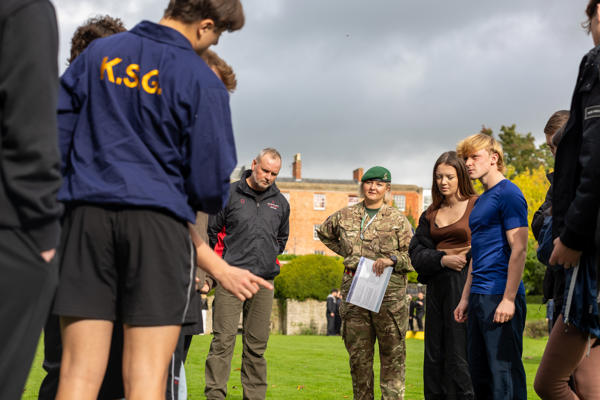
(277, 154, 422, 255)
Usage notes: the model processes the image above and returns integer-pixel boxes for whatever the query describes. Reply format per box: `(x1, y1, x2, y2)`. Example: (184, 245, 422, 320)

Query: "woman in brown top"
(409, 151, 477, 399)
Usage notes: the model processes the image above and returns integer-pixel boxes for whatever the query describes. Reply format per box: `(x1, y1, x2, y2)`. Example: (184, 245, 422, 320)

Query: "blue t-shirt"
(469, 179, 528, 295)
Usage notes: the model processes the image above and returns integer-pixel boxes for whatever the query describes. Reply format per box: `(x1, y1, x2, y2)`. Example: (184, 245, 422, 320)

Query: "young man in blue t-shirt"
(454, 133, 528, 400)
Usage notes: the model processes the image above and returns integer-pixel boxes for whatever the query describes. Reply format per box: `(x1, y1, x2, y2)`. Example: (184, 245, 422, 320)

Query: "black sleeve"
(207, 208, 226, 249)
(326, 298, 335, 314)
(532, 183, 552, 242)
(408, 211, 446, 283)
(561, 68, 600, 249)
(0, 0, 63, 251)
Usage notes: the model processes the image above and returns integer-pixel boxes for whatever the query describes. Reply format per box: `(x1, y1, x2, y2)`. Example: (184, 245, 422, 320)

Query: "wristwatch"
(390, 255, 398, 266)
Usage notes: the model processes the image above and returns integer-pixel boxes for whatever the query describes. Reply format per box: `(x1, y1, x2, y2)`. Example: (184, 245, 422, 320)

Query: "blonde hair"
(359, 182, 392, 204)
(456, 133, 505, 173)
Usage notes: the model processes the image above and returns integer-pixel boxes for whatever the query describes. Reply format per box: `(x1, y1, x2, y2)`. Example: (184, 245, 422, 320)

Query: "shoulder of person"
(499, 179, 525, 198)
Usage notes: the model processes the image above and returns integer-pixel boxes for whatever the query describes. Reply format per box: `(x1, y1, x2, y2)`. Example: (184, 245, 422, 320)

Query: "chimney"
(292, 153, 302, 181)
(353, 167, 364, 182)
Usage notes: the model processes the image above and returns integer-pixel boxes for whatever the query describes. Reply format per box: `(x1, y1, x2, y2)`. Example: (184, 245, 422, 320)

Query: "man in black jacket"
(0, 1, 63, 398)
(205, 148, 290, 400)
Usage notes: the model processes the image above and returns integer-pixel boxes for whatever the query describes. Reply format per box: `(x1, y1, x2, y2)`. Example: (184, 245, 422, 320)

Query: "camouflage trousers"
(340, 273, 408, 400)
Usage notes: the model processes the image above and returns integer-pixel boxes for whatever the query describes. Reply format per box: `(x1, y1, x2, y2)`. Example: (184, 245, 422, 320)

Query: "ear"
(251, 159, 257, 170)
(198, 18, 215, 34)
(489, 151, 499, 165)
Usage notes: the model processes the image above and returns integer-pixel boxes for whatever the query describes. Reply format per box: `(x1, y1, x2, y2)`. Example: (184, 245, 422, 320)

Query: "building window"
(394, 194, 406, 211)
(313, 193, 326, 210)
(348, 195, 360, 206)
(281, 192, 290, 202)
(314, 250, 324, 255)
(313, 224, 320, 240)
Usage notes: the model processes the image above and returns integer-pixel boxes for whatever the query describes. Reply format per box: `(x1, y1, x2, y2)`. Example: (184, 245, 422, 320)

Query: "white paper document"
(346, 257, 392, 313)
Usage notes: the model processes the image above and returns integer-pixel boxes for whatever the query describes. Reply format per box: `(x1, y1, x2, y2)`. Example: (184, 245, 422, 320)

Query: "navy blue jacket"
(57, 21, 236, 221)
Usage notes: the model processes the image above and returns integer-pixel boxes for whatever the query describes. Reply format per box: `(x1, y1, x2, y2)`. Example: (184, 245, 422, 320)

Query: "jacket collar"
(237, 169, 280, 199)
(130, 21, 194, 51)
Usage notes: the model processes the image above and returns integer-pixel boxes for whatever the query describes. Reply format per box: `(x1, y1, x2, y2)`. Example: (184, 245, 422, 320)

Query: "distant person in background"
(414, 292, 425, 332)
(326, 289, 339, 336)
(318, 166, 413, 400)
(408, 294, 416, 332)
(409, 151, 476, 399)
(0, 1, 63, 398)
(334, 290, 342, 335)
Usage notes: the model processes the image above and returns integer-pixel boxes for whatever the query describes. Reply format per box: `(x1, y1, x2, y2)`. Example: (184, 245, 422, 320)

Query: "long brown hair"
(427, 151, 476, 215)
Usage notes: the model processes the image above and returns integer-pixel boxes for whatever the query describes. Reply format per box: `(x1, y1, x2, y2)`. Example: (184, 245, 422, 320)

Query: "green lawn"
(23, 330, 548, 399)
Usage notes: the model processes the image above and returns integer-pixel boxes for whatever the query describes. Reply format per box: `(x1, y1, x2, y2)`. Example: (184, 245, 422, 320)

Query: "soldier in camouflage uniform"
(317, 166, 413, 400)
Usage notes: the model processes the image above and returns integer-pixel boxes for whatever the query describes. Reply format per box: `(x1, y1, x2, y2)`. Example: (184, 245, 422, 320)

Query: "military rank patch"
(585, 105, 600, 119)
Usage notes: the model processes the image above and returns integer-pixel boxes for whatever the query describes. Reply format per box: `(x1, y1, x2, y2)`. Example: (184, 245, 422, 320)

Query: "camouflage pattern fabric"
(317, 202, 413, 275)
(317, 202, 412, 399)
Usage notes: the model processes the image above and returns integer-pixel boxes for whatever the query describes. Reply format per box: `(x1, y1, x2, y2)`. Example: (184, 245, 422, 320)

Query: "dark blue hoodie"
(57, 21, 236, 222)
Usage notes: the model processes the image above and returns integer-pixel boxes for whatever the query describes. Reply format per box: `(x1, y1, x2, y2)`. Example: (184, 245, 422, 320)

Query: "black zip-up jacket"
(409, 211, 446, 284)
(409, 210, 472, 284)
(0, 0, 63, 251)
(207, 170, 290, 280)
(553, 45, 600, 251)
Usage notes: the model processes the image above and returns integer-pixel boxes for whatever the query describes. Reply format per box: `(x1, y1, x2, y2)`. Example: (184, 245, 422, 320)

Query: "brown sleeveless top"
(428, 196, 477, 254)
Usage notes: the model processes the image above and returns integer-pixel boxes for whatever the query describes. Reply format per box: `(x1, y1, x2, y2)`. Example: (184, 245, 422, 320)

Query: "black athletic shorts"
(53, 204, 195, 326)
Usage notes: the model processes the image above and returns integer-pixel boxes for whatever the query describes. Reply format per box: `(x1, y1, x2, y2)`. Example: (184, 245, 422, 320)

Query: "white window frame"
(313, 193, 326, 210)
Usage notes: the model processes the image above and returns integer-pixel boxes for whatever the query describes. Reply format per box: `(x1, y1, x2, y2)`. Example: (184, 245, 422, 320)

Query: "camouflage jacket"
(317, 202, 414, 274)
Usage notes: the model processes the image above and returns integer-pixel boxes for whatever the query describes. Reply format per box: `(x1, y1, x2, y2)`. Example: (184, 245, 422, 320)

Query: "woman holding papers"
(317, 166, 413, 400)
(409, 151, 477, 399)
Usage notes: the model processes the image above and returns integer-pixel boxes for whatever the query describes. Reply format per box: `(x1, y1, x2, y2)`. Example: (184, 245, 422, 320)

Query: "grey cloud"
(53, 1, 593, 187)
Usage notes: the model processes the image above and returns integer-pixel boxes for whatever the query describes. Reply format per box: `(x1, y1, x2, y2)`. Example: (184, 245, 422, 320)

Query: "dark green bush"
(274, 255, 344, 301)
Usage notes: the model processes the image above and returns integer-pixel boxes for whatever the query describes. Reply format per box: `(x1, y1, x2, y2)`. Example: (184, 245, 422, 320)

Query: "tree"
(479, 124, 552, 178)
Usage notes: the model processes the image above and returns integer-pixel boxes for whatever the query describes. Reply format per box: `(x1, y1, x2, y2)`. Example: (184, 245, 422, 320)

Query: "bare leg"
(122, 324, 181, 400)
(55, 318, 113, 400)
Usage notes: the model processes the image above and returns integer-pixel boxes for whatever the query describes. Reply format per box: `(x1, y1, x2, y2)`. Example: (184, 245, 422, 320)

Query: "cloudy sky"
(52, 1, 592, 188)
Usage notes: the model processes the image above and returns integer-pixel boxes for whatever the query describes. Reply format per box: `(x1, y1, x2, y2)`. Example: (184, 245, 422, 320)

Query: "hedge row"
(274, 255, 344, 301)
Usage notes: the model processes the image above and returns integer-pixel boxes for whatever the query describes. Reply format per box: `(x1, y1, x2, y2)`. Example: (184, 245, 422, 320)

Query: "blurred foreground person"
(52, 1, 272, 399)
(534, 2, 600, 398)
(410, 151, 476, 399)
(0, 1, 63, 398)
(38, 15, 127, 400)
(318, 166, 413, 400)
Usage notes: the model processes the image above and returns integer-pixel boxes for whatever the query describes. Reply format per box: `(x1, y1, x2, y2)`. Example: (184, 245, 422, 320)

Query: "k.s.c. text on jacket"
(0, 0, 63, 251)
(207, 170, 290, 280)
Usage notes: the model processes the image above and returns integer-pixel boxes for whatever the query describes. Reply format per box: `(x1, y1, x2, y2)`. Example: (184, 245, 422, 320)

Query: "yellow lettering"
(141, 69, 159, 94)
(123, 64, 140, 88)
(100, 57, 122, 83)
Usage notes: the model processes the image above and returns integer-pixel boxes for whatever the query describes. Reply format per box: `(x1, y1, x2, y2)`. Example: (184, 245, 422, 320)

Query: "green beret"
(361, 166, 391, 182)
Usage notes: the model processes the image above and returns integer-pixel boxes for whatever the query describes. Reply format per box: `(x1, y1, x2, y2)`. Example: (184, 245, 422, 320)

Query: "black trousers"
(423, 270, 473, 400)
(0, 229, 58, 400)
(326, 315, 336, 335)
(467, 293, 527, 400)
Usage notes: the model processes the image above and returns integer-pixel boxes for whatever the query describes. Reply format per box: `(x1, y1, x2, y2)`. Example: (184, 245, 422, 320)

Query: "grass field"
(22, 325, 549, 399)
